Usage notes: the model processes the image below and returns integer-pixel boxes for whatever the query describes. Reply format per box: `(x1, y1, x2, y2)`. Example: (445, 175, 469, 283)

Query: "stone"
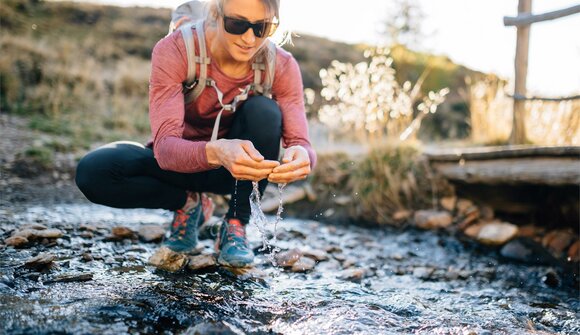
(476, 222, 518, 246)
(4, 236, 29, 247)
(20, 224, 48, 230)
(440, 196, 457, 212)
(456, 199, 474, 216)
(111, 226, 135, 239)
(325, 245, 342, 254)
(148, 246, 188, 272)
(458, 206, 480, 229)
(413, 267, 435, 280)
(338, 268, 365, 282)
(188, 254, 217, 271)
(542, 230, 576, 257)
(567, 241, 580, 262)
(81, 252, 94, 262)
(138, 225, 166, 243)
(479, 206, 495, 221)
(24, 253, 56, 270)
(463, 221, 486, 238)
(333, 195, 352, 206)
(46, 273, 93, 283)
(517, 225, 542, 238)
(500, 238, 556, 265)
(302, 249, 329, 261)
(290, 257, 316, 272)
(13, 228, 63, 240)
(342, 257, 357, 269)
(275, 248, 302, 267)
(392, 210, 412, 221)
(413, 210, 453, 229)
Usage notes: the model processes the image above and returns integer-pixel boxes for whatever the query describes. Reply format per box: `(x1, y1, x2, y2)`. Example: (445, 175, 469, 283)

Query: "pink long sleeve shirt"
(148, 29, 317, 173)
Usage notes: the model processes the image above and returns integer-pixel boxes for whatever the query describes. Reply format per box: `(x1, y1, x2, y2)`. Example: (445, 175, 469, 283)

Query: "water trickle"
(233, 180, 238, 217)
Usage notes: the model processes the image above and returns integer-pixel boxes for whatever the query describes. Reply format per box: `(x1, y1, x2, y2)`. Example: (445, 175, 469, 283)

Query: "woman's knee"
(241, 96, 282, 140)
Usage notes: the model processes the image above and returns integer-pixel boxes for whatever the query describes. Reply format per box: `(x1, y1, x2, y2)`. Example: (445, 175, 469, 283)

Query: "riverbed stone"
(4, 236, 29, 247)
(567, 240, 580, 262)
(338, 268, 365, 282)
(456, 199, 474, 215)
(290, 257, 316, 272)
(500, 238, 555, 265)
(479, 206, 495, 221)
(111, 226, 136, 240)
(20, 224, 48, 230)
(302, 248, 329, 261)
(188, 254, 217, 271)
(413, 210, 453, 229)
(476, 222, 518, 246)
(413, 267, 435, 280)
(458, 206, 480, 229)
(148, 246, 188, 272)
(392, 210, 412, 221)
(440, 196, 457, 211)
(542, 230, 576, 257)
(138, 225, 165, 243)
(24, 253, 56, 270)
(275, 248, 302, 267)
(14, 228, 64, 240)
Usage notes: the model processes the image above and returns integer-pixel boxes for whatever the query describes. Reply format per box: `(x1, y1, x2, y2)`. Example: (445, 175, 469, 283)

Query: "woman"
(75, 0, 316, 268)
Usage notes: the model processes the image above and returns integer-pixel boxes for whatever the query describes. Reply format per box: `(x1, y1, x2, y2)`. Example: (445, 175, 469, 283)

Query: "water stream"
(0, 203, 578, 334)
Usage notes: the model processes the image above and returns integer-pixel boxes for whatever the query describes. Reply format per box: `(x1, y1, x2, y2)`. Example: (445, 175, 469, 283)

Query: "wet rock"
(413, 267, 435, 280)
(333, 253, 347, 262)
(290, 257, 316, 272)
(568, 240, 580, 262)
(413, 210, 453, 229)
(111, 226, 136, 240)
(14, 228, 64, 240)
(338, 268, 365, 282)
(302, 248, 329, 261)
(476, 222, 518, 246)
(138, 225, 165, 243)
(542, 270, 561, 288)
(500, 238, 556, 265)
(333, 195, 352, 206)
(542, 230, 576, 257)
(4, 236, 29, 247)
(188, 254, 217, 271)
(342, 257, 357, 269)
(24, 253, 56, 270)
(81, 252, 94, 262)
(517, 225, 543, 238)
(392, 210, 412, 221)
(275, 248, 302, 267)
(463, 221, 486, 238)
(80, 231, 94, 239)
(440, 196, 457, 212)
(46, 273, 93, 283)
(184, 321, 238, 335)
(20, 224, 48, 230)
(458, 206, 480, 229)
(456, 199, 474, 215)
(148, 246, 188, 272)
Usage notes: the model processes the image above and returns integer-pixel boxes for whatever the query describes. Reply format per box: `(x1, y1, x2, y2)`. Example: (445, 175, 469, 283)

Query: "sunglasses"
(222, 15, 278, 38)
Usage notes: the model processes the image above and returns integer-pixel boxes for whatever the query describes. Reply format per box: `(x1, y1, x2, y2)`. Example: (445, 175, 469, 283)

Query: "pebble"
(567, 240, 579, 262)
(137, 225, 165, 243)
(111, 226, 135, 240)
(24, 253, 56, 270)
(20, 224, 48, 230)
(14, 228, 64, 240)
(392, 210, 412, 221)
(290, 257, 316, 272)
(542, 230, 576, 257)
(4, 236, 29, 247)
(413, 210, 453, 229)
(337, 268, 365, 282)
(542, 270, 561, 288)
(188, 254, 217, 271)
(440, 196, 457, 212)
(500, 238, 555, 265)
(46, 273, 93, 284)
(456, 199, 474, 215)
(148, 246, 188, 272)
(81, 252, 94, 262)
(458, 207, 480, 229)
(302, 249, 329, 261)
(476, 222, 518, 246)
(479, 206, 495, 221)
(275, 248, 302, 267)
(413, 267, 435, 280)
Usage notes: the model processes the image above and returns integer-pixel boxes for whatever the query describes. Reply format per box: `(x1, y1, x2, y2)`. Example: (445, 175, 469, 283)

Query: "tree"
(379, 0, 425, 48)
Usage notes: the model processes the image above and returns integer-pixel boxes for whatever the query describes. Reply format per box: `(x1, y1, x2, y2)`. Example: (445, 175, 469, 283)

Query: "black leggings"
(75, 96, 282, 224)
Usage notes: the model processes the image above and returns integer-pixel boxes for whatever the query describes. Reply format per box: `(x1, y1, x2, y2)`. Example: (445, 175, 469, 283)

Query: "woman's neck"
(205, 26, 252, 79)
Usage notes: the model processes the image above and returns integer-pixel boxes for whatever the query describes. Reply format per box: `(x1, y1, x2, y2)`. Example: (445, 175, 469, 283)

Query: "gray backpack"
(169, 0, 277, 141)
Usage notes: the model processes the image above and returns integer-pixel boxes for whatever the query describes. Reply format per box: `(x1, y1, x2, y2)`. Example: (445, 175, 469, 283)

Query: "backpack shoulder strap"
(179, 23, 197, 92)
(252, 41, 277, 98)
(190, 20, 211, 103)
(181, 21, 211, 105)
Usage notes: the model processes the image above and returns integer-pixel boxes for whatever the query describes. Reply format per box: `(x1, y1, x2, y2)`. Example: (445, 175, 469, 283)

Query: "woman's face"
(215, 0, 272, 64)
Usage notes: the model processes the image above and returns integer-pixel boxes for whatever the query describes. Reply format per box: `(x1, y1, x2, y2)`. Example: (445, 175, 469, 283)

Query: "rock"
(325, 245, 342, 254)
(79, 224, 98, 232)
(290, 257, 316, 272)
(184, 321, 238, 335)
(476, 222, 518, 246)
(542, 230, 576, 257)
(188, 254, 217, 271)
(342, 257, 357, 268)
(542, 270, 560, 288)
(81, 252, 94, 262)
(46, 273, 93, 284)
(138, 225, 166, 243)
(458, 206, 480, 229)
(20, 224, 47, 230)
(275, 248, 302, 267)
(456, 199, 474, 216)
(333, 195, 352, 206)
(440, 196, 457, 211)
(302, 249, 329, 261)
(413, 267, 435, 280)
(80, 231, 94, 239)
(479, 206, 495, 221)
(500, 238, 556, 265)
(568, 240, 580, 262)
(463, 221, 486, 238)
(517, 225, 542, 238)
(338, 268, 365, 282)
(24, 253, 56, 270)
(13, 228, 63, 240)
(4, 236, 29, 247)
(413, 210, 453, 229)
(392, 210, 412, 221)
(148, 246, 188, 272)
(111, 226, 135, 239)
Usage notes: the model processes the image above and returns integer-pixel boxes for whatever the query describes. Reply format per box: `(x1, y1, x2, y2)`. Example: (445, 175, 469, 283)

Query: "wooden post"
(510, 0, 532, 145)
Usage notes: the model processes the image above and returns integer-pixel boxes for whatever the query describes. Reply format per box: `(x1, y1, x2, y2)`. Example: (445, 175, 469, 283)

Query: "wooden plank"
(510, 0, 532, 145)
(424, 146, 580, 162)
(431, 158, 580, 186)
(504, 4, 580, 26)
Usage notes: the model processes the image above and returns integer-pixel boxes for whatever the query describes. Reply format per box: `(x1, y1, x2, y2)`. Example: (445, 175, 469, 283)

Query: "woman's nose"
(241, 28, 256, 44)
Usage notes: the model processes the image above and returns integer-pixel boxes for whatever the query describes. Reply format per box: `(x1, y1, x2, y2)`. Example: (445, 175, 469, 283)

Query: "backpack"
(168, 0, 277, 141)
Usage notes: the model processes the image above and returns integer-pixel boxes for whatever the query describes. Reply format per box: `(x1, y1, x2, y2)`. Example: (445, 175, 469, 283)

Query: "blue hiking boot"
(163, 193, 214, 253)
(215, 218, 254, 267)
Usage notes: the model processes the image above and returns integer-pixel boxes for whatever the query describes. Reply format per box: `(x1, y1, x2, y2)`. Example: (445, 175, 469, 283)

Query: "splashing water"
(249, 181, 286, 265)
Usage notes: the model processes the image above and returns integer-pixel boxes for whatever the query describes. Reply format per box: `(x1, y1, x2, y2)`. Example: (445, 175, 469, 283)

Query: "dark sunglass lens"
(224, 17, 249, 35)
(252, 22, 270, 38)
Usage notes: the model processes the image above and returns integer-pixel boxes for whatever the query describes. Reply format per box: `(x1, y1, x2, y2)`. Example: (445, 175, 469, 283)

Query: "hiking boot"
(163, 193, 214, 253)
(198, 217, 222, 240)
(215, 218, 254, 267)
